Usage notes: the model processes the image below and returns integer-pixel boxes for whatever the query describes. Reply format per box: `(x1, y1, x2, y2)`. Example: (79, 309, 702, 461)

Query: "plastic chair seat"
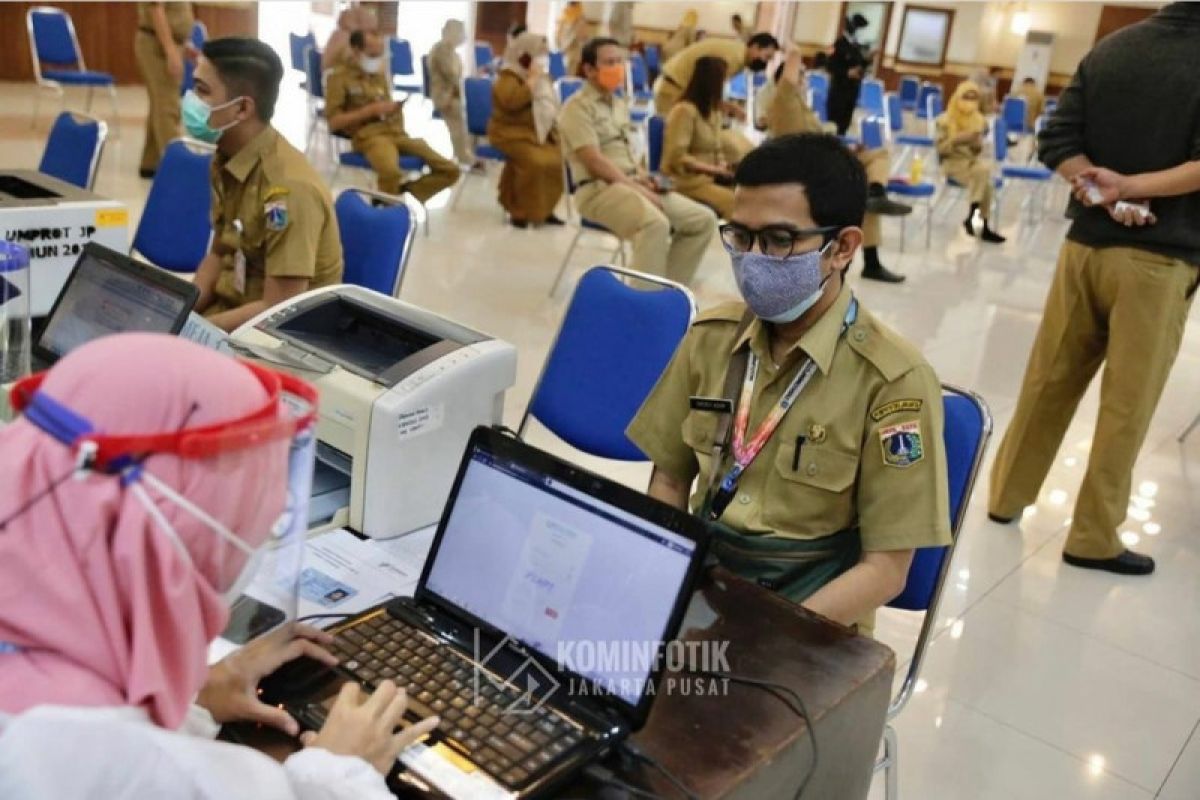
(338, 152, 426, 172)
(581, 217, 614, 233)
(43, 69, 112, 86)
(895, 134, 934, 147)
(630, 108, 649, 123)
(887, 179, 936, 197)
(839, 135, 860, 147)
(394, 81, 422, 94)
(1001, 164, 1052, 181)
(475, 143, 506, 161)
(947, 176, 1003, 189)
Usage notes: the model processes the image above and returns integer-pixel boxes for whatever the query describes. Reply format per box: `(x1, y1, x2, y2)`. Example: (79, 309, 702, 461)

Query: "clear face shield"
(8, 362, 319, 645)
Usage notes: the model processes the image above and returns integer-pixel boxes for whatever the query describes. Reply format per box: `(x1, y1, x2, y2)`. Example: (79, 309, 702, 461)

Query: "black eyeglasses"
(719, 223, 840, 259)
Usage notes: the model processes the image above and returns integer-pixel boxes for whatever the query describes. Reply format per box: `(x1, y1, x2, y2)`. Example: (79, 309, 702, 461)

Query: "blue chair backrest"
(335, 191, 413, 296)
(807, 71, 829, 95)
(993, 117, 1010, 161)
(390, 38, 414, 77)
(925, 89, 943, 118)
(644, 45, 661, 73)
(648, 115, 665, 173)
(558, 77, 583, 104)
(304, 45, 324, 99)
(899, 75, 920, 107)
(889, 388, 990, 610)
(1002, 95, 1027, 134)
(180, 21, 207, 94)
(811, 87, 828, 122)
(630, 52, 649, 91)
(289, 32, 314, 72)
(474, 41, 494, 71)
(464, 76, 493, 136)
(726, 70, 748, 101)
(39, 112, 101, 189)
(860, 116, 885, 151)
(528, 267, 693, 460)
(859, 79, 885, 116)
(917, 84, 942, 117)
(30, 8, 78, 65)
(132, 140, 213, 273)
(549, 51, 566, 81)
(886, 92, 903, 133)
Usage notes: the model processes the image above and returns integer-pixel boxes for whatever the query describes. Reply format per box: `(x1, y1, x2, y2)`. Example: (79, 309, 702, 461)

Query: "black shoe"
(963, 217, 978, 237)
(138, 168, 156, 179)
(866, 186, 913, 216)
(510, 218, 529, 229)
(862, 264, 906, 283)
(543, 214, 565, 226)
(980, 224, 1006, 244)
(988, 512, 1016, 524)
(1062, 549, 1155, 576)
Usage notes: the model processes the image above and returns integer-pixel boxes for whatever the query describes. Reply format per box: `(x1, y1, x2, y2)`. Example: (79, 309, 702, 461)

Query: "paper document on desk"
(180, 312, 230, 352)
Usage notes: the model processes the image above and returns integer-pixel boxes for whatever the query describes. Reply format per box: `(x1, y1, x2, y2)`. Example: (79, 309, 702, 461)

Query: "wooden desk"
(231, 568, 894, 800)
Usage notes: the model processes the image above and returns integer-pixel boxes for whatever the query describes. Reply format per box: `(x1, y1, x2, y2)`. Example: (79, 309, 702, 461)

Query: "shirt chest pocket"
(763, 440, 860, 535)
(681, 410, 720, 483)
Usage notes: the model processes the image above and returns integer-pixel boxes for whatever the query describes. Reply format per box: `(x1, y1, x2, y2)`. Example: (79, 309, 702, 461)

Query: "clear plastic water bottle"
(0, 242, 31, 383)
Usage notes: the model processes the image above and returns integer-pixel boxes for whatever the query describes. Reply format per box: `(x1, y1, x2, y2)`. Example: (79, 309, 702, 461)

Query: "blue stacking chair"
(552, 165, 627, 296)
(329, 134, 430, 235)
(807, 71, 829, 96)
(810, 86, 829, 124)
(390, 38, 422, 95)
(647, 115, 665, 174)
(450, 76, 507, 211)
(643, 45, 661, 80)
(549, 51, 567, 81)
(27, 6, 119, 133)
(874, 385, 992, 800)
(915, 83, 942, 135)
(180, 20, 208, 95)
(993, 118, 1053, 226)
(303, 45, 325, 149)
(629, 52, 653, 103)
(892, 90, 935, 149)
(557, 77, 584, 104)
(519, 265, 696, 458)
(1002, 95, 1029, 137)
(858, 78, 886, 118)
(335, 189, 418, 297)
(898, 75, 920, 112)
(131, 139, 214, 273)
(474, 41, 495, 74)
(38, 111, 105, 190)
(289, 31, 315, 78)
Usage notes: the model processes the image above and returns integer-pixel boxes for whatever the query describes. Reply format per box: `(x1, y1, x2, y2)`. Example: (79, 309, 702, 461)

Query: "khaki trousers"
(859, 148, 890, 249)
(989, 241, 1199, 558)
(356, 133, 461, 202)
(674, 177, 735, 220)
(577, 182, 716, 285)
(135, 30, 182, 172)
(436, 98, 474, 164)
(942, 156, 995, 219)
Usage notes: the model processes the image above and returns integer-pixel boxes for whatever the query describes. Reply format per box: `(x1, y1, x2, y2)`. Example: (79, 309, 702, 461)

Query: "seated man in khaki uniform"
(627, 134, 950, 634)
(558, 38, 716, 285)
(767, 51, 911, 283)
(188, 37, 343, 333)
(326, 30, 460, 202)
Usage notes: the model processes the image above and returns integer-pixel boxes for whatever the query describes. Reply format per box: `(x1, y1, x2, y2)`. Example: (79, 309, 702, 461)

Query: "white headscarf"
(503, 32, 559, 144)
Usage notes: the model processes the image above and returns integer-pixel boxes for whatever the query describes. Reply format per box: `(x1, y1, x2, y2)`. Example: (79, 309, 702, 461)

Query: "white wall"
(582, 1, 756, 34)
(791, 1, 840, 45)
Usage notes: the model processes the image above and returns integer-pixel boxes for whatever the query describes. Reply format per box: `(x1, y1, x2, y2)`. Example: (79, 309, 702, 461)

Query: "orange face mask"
(597, 63, 625, 92)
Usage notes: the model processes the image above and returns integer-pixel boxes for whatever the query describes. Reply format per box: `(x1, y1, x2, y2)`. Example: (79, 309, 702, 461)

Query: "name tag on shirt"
(234, 250, 247, 294)
(690, 396, 734, 413)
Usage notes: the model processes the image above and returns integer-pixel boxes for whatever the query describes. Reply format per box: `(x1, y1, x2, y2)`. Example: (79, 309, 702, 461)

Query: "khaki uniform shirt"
(137, 2, 193, 43)
(767, 80, 824, 138)
(325, 59, 407, 143)
(557, 82, 638, 182)
(661, 101, 722, 187)
(427, 40, 463, 110)
(662, 38, 746, 89)
(209, 127, 343, 312)
(488, 70, 539, 147)
(627, 289, 951, 627)
(935, 115, 985, 161)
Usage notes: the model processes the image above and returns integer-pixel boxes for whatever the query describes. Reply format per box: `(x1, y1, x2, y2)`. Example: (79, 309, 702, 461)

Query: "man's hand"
(370, 99, 401, 117)
(197, 623, 339, 736)
(848, 66, 864, 80)
(1106, 201, 1157, 227)
(1073, 166, 1127, 206)
(634, 176, 664, 208)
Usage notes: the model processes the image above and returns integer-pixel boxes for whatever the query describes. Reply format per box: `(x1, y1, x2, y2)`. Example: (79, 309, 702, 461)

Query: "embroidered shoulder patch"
(879, 421, 924, 468)
(871, 399, 923, 422)
(263, 186, 290, 201)
(264, 199, 289, 231)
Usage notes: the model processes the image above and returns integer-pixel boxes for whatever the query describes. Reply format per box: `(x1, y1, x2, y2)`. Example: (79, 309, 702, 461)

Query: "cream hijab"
(503, 32, 558, 144)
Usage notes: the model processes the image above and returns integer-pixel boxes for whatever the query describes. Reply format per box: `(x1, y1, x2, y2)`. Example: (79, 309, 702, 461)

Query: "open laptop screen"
(424, 446, 698, 709)
(38, 249, 191, 360)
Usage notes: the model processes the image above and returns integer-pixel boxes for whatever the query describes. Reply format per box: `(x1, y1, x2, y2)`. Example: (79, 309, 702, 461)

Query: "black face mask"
(748, 58, 768, 72)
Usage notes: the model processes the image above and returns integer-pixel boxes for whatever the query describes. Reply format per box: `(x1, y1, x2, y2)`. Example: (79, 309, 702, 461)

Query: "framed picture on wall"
(896, 5, 955, 66)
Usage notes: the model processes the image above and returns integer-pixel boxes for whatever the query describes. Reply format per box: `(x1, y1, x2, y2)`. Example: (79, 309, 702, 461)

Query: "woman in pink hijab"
(0, 334, 435, 799)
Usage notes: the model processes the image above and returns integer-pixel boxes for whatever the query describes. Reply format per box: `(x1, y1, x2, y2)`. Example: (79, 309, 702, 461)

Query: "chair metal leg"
(550, 229, 584, 296)
(1179, 410, 1200, 443)
(884, 725, 899, 800)
(898, 214, 907, 253)
(924, 197, 933, 249)
(108, 84, 120, 137)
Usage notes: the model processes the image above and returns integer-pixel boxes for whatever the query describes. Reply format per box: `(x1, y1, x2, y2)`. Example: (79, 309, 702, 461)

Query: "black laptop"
(31, 242, 198, 371)
(276, 426, 710, 798)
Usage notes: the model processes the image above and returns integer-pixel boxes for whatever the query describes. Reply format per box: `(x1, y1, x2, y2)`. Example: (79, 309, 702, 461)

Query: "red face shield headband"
(9, 360, 319, 474)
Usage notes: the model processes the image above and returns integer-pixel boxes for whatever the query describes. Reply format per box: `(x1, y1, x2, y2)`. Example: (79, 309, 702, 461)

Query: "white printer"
(230, 285, 517, 538)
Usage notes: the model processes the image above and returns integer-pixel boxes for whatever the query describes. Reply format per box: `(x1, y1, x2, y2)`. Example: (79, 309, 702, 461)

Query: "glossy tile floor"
(3, 80, 1199, 799)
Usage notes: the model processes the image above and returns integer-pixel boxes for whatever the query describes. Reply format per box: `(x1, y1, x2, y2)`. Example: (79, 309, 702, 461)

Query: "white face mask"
(359, 55, 385, 74)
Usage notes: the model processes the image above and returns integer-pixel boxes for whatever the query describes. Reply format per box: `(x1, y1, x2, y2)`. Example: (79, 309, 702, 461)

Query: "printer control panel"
(393, 346, 478, 396)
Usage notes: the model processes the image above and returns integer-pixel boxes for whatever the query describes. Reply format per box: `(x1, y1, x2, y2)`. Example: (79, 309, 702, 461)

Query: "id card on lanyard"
(704, 297, 859, 522)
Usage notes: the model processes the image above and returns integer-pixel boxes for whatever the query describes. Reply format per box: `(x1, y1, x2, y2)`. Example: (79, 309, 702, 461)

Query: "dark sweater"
(1038, 3, 1200, 265)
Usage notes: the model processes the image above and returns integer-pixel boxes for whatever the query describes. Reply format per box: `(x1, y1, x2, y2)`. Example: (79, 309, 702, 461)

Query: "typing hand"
(1073, 167, 1127, 206)
(197, 623, 338, 736)
(302, 681, 440, 775)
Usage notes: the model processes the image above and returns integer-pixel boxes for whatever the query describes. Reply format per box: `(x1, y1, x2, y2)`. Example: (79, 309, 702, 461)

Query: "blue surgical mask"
(182, 90, 243, 144)
(730, 241, 836, 323)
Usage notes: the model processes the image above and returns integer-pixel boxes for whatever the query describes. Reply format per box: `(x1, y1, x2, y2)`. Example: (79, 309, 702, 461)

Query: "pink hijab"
(0, 334, 290, 729)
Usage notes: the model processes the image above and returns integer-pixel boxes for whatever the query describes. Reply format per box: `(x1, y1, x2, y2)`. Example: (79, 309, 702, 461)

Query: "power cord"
(618, 741, 699, 800)
(582, 764, 661, 799)
(686, 670, 819, 800)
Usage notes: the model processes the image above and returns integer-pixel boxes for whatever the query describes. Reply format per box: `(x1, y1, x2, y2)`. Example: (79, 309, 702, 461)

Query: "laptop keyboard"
(323, 611, 585, 789)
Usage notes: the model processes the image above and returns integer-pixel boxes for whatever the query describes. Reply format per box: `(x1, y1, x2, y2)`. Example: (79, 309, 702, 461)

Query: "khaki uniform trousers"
(858, 148, 889, 249)
(576, 182, 716, 285)
(942, 156, 996, 218)
(989, 241, 1199, 558)
(356, 133, 461, 202)
(135, 30, 182, 173)
(653, 77, 753, 166)
(674, 178, 735, 220)
(435, 97, 474, 165)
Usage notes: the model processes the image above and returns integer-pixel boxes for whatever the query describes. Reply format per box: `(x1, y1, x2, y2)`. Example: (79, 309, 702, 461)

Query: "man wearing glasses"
(627, 134, 950, 635)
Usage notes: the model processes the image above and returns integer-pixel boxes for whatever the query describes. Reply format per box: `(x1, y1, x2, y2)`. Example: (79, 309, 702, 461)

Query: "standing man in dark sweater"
(988, 3, 1200, 576)
(825, 13, 872, 136)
